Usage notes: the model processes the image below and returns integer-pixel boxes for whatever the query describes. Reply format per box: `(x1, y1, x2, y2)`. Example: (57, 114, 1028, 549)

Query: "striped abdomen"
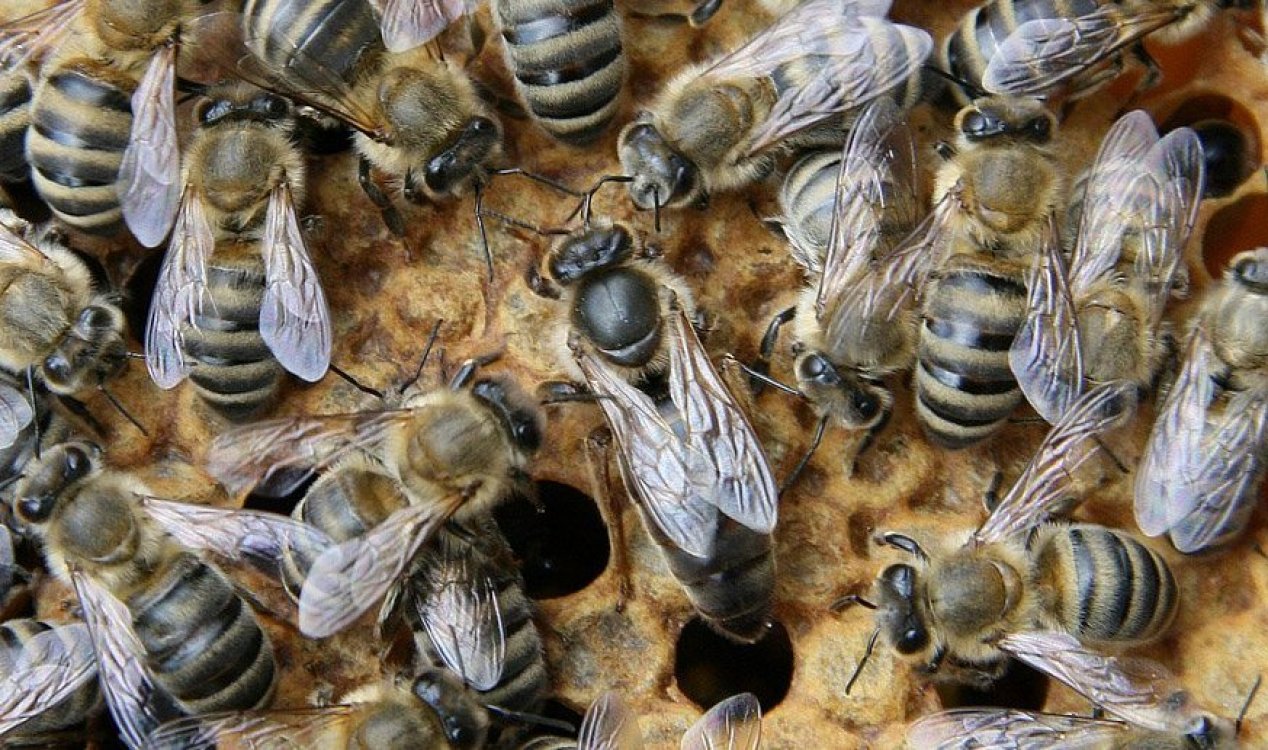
(941, 0, 1108, 104)
(127, 553, 275, 715)
(496, 0, 626, 145)
(26, 62, 133, 234)
(780, 148, 840, 270)
(915, 260, 1026, 449)
(0, 619, 101, 735)
(1033, 524, 1178, 645)
(242, 0, 382, 89)
(181, 251, 285, 421)
(0, 68, 31, 182)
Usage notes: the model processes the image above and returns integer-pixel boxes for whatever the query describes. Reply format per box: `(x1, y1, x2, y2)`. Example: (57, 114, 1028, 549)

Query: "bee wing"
(0, 623, 98, 738)
(0, 378, 33, 450)
(370, 0, 477, 52)
(299, 497, 461, 638)
(0, 212, 55, 269)
(145, 192, 214, 390)
(973, 380, 1136, 545)
(1134, 127, 1203, 325)
(680, 693, 761, 750)
(0, 0, 82, 70)
(981, 9, 1185, 97)
(575, 346, 717, 559)
(205, 409, 413, 496)
(118, 44, 181, 249)
(0, 527, 12, 594)
(414, 532, 506, 692)
(142, 705, 360, 750)
(815, 96, 917, 317)
(578, 692, 645, 750)
(71, 569, 176, 750)
(1000, 631, 1195, 733)
(137, 495, 335, 581)
(667, 306, 778, 536)
(259, 181, 332, 383)
(905, 708, 1127, 749)
(1134, 327, 1217, 538)
(1009, 217, 1084, 425)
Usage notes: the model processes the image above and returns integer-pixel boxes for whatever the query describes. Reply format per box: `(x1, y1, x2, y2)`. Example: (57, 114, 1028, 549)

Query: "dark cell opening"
(1, 178, 52, 224)
(1202, 194, 1268, 279)
(122, 249, 163, 344)
(674, 617, 794, 713)
(1161, 94, 1260, 199)
(935, 658, 1049, 711)
(493, 481, 609, 600)
(242, 471, 317, 518)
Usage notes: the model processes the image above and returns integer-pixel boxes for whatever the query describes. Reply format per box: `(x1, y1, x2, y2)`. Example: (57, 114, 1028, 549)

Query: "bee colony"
(1, 0, 1267, 747)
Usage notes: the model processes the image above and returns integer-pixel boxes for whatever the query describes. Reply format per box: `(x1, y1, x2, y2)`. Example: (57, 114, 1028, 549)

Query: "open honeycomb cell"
(4, 0, 1268, 747)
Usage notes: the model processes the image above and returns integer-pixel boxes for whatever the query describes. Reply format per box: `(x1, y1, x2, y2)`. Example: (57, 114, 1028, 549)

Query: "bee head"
(424, 117, 502, 197)
(43, 305, 127, 395)
(617, 120, 702, 211)
(1230, 248, 1268, 293)
(411, 668, 490, 750)
(959, 97, 1054, 145)
(548, 225, 635, 285)
(471, 378, 543, 455)
(875, 563, 932, 658)
(14, 442, 101, 525)
(795, 352, 888, 430)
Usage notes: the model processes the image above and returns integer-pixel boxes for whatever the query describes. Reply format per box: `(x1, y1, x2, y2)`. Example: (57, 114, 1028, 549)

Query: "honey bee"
(757, 96, 922, 474)
(0, 618, 101, 742)
(493, 0, 627, 145)
(10, 440, 335, 746)
(142, 82, 332, 417)
(907, 633, 1257, 749)
(142, 671, 492, 750)
(1, 0, 205, 245)
(839, 382, 1169, 690)
(240, 0, 503, 244)
(0, 209, 128, 443)
(945, 0, 1257, 104)
(522, 691, 760, 750)
(1134, 248, 1268, 553)
(1011, 109, 1203, 425)
(205, 355, 543, 639)
(616, 0, 931, 212)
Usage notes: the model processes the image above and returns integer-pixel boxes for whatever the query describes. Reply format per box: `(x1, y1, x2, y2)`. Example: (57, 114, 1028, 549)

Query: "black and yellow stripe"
(0, 69, 32, 182)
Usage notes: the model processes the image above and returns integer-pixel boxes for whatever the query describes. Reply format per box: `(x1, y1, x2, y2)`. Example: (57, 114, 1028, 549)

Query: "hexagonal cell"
(1202, 194, 1268, 279)
(495, 481, 610, 600)
(934, 659, 1049, 712)
(1160, 93, 1262, 199)
(673, 617, 794, 712)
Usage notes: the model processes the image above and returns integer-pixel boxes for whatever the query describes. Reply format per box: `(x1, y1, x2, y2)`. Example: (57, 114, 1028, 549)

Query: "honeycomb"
(3, 0, 1268, 747)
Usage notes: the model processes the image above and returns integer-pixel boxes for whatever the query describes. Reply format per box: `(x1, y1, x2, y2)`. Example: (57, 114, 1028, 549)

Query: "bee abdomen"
(181, 256, 284, 420)
(661, 520, 775, 644)
(26, 66, 132, 234)
(243, 0, 381, 87)
(0, 619, 101, 734)
(915, 267, 1026, 449)
(496, 0, 626, 145)
(483, 583, 548, 712)
(0, 70, 32, 182)
(780, 148, 840, 265)
(128, 553, 275, 715)
(1038, 524, 1179, 644)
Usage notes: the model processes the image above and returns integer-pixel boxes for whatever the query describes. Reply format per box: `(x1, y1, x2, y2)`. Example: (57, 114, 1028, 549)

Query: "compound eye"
(80, 306, 113, 329)
(880, 563, 917, 598)
(1028, 116, 1052, 141)
(852, 390, 880, 420)
(962, 110, 988, 136)
(896, 622, 929, 654)
(17, 494, 54, 523)
(512, 415, 541, 453)
(265, 95, 288, 116)
(63, 445, 93, 480)
(43, 353, 71, 382)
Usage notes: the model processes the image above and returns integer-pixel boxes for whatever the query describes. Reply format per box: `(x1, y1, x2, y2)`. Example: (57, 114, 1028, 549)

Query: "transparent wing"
(1010, 217, 1084, 424)
(0, 527, 12, 595)
(0, 213, 54, 270)
(681, 693, 761, 750)
(370, 0, 477, 52)
(973, 380, 1136, 545)
(142, 705, 359, 750)
(982, 9, 1184, 97)
(205, 409, 414, 496)
(137, 495, 334, 580)
(0, 623, 98, 738)
(145, 192, 214, 390)
(71, 569, 174, 750)
(667, 305, 778, 535)
(1134, 127, 1203, 326)
(0, 379, 33, 450)
(0, 0, 82, 70)
(578, 692, 644, 750)
(299, 498, 460, 638)
(413, 531, 506, 692)
(1000, 631, 1196, 734)
(1134, 327, 1216, 538)
(259, 181, 331, 383)
(119, 45, 181, 249)
(815, 96, 917, 317)
(574, 345, 716, 559)
(906, 708, 1126, 749)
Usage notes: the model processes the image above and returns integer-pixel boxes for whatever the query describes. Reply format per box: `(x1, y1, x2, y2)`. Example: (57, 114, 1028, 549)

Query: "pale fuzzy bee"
(522, 691, 760, 750)
(840, 382, 1172, 690)
(907, 631, 1255, 750)
(1011, 109, 1204, 425)
(616, 0, 931, 212)
(205, 358, 542, 639)
(143, 82, 332, 412)
(0, 619, 101, 742)
(1134, 248, 1268, 553)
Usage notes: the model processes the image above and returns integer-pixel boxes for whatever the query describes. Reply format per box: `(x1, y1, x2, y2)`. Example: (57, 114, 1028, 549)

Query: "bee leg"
(689, 0, 723, 25)
(537, 380, 599, 405)
(449, 352, 503, 390)
(1129, 42, 1163, 93)
(525, 261, 561, 300)
(780, 415, 827, 496)
(53, 394, 107, 439)
(876, 531, 930, 563)
(751, 306, 797, 394)
(584, 427, 632, 612)
(848, 407, 893, 478)
(357, 156, 406, 237)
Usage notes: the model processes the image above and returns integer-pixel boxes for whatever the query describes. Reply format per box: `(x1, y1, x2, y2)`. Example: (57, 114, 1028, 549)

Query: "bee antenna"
(401, 319, 444, 394)
(473, 183, 496, 283)
(651, 185, 662, 233)
(124, 351, 148, 361)
(922, 63, 989, 100)
(98, 384, 148, 436)
(779, 415, 827, 497)
(830, 593, 877, 613)
(330, 364, 384, 400)
(1237, 675, 1262, 733)
(579, 174, 635, 229)
(845, 628, 880, 695)
(483, 704, 576, 734)
(25, 366, 40, 460)
(0, 473, 23, 493)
